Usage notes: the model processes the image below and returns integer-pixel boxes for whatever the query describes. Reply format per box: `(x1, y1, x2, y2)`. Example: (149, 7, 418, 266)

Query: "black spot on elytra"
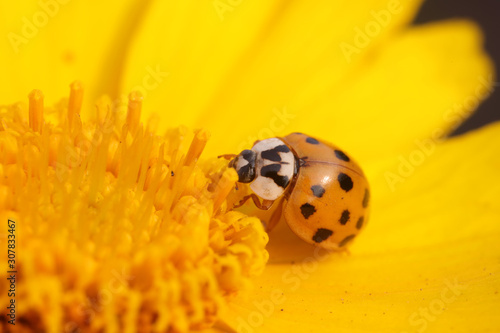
(339, 210, 350, 225)
(306, 137, 319, 145)
(356, 216, 364, 229)
(339, 234, 356, 247)
(362, 189, 370, 208)
(292, 132, 303, 135)
(312, 228, 333, 243)
(338, 173, 353, 192)
(300, 203, 316, 219)
(334, 150, 350, 162)
(261, 145, 290, 162)
(260, 164, 290, 188)
(311, 185, 325, 198)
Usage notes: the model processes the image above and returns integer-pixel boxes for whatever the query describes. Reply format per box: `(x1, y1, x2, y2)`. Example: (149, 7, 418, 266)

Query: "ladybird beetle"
(224, 133, 370, 250)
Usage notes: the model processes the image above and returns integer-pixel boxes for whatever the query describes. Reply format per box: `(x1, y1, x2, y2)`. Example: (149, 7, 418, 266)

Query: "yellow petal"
(121, 2, 492, 164)
(0, 0, 149, 112)
(120, 0, 422, 143)
(308, 20, 495, 165)
(224, 122, 500, 333)
(201, 20, 493, 164)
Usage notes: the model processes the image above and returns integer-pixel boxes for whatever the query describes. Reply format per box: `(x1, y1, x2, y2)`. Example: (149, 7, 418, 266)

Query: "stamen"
(28, 89, 44, 133)
(95, 95, 112, 124)
(68, 81, 83, 129)
(3, 88, 268, 332)
(126, 91, 143, 134)
(212, 168, 238, 212)
(185, 129, 210, 166)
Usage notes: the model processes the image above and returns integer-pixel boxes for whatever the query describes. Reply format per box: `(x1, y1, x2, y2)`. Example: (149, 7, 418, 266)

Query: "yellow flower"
(1, 1, 498, 333)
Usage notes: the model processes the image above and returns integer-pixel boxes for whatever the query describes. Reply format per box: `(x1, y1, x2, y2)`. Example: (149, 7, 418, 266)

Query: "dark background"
(414, 0, 499, 136)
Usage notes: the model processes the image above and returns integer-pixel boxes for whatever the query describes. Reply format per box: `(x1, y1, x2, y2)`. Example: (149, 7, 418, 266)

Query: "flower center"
(0, 82, 268, 332)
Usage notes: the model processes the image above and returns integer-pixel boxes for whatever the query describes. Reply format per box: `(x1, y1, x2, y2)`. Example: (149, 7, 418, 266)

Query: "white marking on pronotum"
(250, 138, 295, 200)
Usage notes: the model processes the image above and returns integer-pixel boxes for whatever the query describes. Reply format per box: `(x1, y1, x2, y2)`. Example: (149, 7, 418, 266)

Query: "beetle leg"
(218, 154, 238, 160)
(232, 194, 252, 209)
(256, 198, 275, 210)
(233, 194, 274, 210)
(266, 198, 284, 232)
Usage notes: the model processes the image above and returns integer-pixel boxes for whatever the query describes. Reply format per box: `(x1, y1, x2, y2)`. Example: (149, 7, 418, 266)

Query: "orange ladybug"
(225, 133, 370, 250)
